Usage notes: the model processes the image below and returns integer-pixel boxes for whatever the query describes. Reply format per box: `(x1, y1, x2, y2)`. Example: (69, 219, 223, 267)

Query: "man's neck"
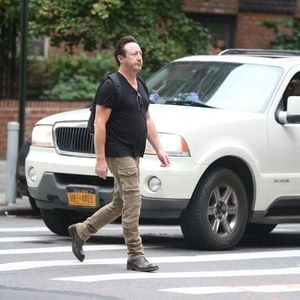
(118, 68, 138, 90)
(118, 68, 137, 81)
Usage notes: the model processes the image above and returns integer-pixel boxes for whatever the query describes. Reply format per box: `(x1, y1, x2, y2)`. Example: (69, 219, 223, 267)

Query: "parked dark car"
(16, 137, 39, 214)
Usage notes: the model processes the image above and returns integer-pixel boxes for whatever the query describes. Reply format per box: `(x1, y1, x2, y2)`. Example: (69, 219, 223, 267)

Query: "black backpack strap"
(91, 72, 121, 109)
(87, 72, 122, 135)
(107, 72, 122, 104)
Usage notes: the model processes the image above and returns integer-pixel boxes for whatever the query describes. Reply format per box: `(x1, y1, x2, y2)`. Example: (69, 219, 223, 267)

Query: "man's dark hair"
(114, 35, 137, 65)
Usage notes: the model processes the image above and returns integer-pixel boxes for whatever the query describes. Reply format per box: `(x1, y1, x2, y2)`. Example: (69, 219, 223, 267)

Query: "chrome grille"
(54, 122, 95, 156)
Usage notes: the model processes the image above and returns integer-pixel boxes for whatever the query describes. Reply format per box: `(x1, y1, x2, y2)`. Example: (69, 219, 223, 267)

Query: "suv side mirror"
(278, 96, 300, 124)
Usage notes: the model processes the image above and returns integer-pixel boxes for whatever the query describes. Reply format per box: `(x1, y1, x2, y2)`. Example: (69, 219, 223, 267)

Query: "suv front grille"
(54, 122, 95, 156)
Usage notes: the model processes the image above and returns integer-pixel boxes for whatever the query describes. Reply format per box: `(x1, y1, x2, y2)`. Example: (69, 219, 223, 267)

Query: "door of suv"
(267, 73, 300, 207)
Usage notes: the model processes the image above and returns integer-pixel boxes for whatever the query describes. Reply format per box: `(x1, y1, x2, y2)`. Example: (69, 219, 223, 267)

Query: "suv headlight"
(145, 133, 190, 157)
(31, 125, 54, 147)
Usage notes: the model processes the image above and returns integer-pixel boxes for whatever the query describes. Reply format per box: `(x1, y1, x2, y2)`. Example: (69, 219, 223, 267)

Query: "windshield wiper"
(165, 99, 215, 108)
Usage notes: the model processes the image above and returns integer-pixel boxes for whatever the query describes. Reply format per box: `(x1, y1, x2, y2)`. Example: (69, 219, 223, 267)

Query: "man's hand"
(157, 149, 171, 167)
(95, 158, 108, 179)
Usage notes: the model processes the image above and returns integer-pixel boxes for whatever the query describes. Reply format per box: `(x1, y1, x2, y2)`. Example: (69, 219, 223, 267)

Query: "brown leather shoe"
(127, 256, 159, 272)
(68, 224, 85, 262)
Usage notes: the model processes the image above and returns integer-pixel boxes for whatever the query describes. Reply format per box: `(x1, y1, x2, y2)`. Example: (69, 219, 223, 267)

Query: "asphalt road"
(1, 209, 300, 300)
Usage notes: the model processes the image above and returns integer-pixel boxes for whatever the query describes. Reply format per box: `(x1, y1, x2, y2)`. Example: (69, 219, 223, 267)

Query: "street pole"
(5, 122, 20, 204)
(18, 0, 28, 148)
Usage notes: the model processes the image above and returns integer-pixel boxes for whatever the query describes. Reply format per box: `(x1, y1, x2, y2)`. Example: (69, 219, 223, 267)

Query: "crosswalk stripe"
(0, 260, 92, 272)
(1, 250, 300, 272)
(160, 284, 300, 295)
(0, 236, 66, 243)
(0, 245, 128, 255)
(51, 267, 300, 283)
(0, 227, 49, 232)
(0, 225, 180, 233)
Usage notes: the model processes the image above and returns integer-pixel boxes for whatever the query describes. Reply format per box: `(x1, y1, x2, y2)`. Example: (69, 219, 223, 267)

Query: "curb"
(0, 196, 33, 214)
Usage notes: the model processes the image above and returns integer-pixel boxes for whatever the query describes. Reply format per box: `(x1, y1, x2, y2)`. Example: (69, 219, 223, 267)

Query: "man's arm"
(146, 111, 170, 167)
(94, 105, 111, 179)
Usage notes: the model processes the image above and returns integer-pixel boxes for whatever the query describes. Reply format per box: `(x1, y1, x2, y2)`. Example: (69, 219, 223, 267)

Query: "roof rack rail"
(219, 48, 300, 57)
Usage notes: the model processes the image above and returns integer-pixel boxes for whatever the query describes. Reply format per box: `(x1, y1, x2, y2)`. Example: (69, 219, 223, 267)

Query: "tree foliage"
(28, 0, 211, 72)
(0, 0, 21, 20)
(258, 17, 300, 50)
(1, 0, 211, 99)
(27, 52, 117, 100)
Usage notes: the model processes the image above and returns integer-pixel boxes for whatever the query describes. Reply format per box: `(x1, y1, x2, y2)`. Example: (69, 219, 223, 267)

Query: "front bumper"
(26, 147, 204, 219)
(28, 171, 190, 218)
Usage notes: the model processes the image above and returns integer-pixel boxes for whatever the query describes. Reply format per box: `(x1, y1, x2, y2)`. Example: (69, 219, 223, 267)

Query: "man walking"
(68, 35, 170, 272)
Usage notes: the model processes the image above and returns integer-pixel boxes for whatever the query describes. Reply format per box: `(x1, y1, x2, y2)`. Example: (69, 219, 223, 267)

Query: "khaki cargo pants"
(76, 156, 144, 259)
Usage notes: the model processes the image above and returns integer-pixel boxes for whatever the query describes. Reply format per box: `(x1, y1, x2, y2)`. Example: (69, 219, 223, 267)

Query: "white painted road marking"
(1, 248, 300, 262)
(52, 267, 300, 282)
(51, 267, 300, 282)
(0, 227, 50, 232)
(160, 284, 300, 295)
(0, 259, 125, 272)
(1, 224, 300, 297)
(1, 250, 300, 272)
(0, 225, 180, 233)
(0, 236, 66, 243)
(0, 244, 128, 255)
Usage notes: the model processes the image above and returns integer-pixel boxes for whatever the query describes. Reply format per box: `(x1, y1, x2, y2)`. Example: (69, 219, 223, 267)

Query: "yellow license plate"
(67, 188, 96, 207)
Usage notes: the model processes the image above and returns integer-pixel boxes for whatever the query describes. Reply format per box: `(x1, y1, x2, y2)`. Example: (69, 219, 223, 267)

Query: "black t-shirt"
(95, 72, 149, 157)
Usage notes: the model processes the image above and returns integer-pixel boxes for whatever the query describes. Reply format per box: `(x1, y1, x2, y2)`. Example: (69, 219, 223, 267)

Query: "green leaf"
(27, 0, 210, 73)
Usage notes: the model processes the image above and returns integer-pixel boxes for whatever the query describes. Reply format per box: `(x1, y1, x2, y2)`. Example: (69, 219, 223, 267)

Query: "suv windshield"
(146, 61, 282, 112)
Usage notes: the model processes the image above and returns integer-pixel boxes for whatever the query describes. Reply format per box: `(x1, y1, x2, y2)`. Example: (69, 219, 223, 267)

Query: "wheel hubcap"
(208, 183, 238, 236)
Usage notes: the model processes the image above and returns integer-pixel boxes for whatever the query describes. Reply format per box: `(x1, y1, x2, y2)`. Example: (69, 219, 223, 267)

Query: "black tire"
(28, 196, 40, 215)
(40, 209, 88, 236)
(180, 167, 248, 250)
(245, 223, 276, 235)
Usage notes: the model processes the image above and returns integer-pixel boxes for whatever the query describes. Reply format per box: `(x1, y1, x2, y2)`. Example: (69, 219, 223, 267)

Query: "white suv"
(26, 49, 300, 250)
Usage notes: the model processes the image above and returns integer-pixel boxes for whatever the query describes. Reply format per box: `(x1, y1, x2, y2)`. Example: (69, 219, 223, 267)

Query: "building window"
(239, 0, 296, 14)
(186, 13, 236, 49)
(27, 37, 49, 59)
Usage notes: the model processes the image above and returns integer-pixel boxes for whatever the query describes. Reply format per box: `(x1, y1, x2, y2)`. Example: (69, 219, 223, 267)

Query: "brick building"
(184, 0, 300, 49)
(1, 0, 300, 159)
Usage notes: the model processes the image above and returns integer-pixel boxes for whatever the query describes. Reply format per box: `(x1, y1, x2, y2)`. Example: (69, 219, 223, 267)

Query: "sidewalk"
(0, 160, 32, 213)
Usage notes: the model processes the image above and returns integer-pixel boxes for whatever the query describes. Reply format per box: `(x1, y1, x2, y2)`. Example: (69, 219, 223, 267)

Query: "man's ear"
(117, 54, 124, 64)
